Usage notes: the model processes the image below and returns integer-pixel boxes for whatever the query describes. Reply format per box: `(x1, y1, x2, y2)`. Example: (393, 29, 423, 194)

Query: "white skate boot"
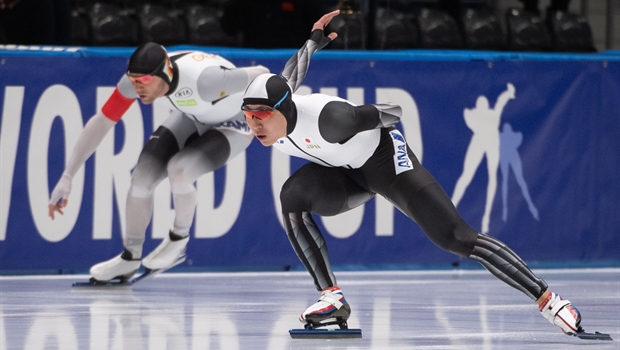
(539, 292, 581, 335)
(142, 231, 188, 270)
(90, 250, 141, 282)
(300, 286, 351, 329)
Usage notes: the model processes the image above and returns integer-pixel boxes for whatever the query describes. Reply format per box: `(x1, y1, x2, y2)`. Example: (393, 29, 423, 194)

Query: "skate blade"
(575, 330, 613, 341)
(289, 328, 362, 339)
(72, 254, 186, 288)
(72, 279, 134, 288)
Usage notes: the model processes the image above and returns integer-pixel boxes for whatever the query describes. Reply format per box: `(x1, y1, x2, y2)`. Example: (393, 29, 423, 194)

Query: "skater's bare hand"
(312, 10, 339, 42)
(48, 174, 72, 219)
(49, 199, 68, 220)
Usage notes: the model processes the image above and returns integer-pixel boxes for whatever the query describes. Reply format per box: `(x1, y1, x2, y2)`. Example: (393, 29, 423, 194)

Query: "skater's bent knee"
(167, 167, 196, 194)
(280, 178, 310, 212)
(438, 225, 479, 257)
(129, 182, 158, 198)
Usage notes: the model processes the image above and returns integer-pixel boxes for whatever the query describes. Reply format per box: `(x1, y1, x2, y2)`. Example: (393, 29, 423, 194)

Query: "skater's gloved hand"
(48, 173, 72, 220)
(309, 10, 339, 50)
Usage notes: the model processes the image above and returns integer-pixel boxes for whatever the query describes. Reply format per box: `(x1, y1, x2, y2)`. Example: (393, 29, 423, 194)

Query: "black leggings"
(281, 128, 547, 300)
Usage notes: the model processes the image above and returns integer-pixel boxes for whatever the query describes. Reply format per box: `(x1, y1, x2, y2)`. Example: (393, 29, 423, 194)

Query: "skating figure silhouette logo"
(499, 123, 539, 222)
(451, 83, 538, 234)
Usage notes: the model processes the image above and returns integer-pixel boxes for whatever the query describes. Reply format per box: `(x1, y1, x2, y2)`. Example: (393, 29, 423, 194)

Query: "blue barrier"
(1, 46, 619, 274)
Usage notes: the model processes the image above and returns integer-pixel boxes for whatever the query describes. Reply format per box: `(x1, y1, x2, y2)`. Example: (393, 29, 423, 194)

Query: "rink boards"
(1, 46, 619, 273)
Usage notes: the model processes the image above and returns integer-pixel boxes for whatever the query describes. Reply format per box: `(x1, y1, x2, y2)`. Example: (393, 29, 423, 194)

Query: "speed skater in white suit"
(240, 10, 609, 340)
(48, 42, 269, 282)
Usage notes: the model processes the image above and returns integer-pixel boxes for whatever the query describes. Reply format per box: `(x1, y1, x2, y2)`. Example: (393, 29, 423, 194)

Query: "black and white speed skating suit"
(248, 28, 549, 302)
(276, 93, 548, 301)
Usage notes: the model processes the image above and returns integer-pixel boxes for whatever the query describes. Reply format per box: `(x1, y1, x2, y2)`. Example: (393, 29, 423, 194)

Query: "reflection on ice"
(0, 269, 618, 350)
(25, 311, 78, 349)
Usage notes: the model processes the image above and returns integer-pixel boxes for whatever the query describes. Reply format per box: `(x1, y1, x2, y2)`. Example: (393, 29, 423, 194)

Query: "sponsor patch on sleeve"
(389, 130, 413, 175)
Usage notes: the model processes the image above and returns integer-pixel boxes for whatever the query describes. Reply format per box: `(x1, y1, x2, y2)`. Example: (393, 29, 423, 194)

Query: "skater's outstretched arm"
(493, 83, 516, 115)
(48, 80, 136, 219)
(280, 10, 339, 93)
(47, 113, 119, 219)
(196, 64, 270, 102)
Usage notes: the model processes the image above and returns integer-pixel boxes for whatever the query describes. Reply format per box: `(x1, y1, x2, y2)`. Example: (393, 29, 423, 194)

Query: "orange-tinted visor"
(242, 107, 277, 120)
(128, 74, 155, 84)
(241, 91, 289, 120)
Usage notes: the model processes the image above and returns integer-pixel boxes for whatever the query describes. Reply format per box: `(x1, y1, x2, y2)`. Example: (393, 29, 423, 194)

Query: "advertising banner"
(1, 47, 619, 273)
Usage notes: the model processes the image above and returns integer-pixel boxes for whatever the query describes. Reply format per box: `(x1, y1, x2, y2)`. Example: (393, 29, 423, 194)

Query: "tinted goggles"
(126, 57, 167, 85)
(242, 91, 289, 120)
(128, 74, 155, 84)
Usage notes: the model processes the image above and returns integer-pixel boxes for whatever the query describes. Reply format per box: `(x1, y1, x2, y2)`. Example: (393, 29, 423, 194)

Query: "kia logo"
(175, 88, 193, 98)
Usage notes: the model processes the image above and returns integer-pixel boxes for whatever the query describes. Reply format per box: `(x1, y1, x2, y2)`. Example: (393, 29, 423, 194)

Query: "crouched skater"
(48, 41, 269, 283)
(239, 9, 606, 339)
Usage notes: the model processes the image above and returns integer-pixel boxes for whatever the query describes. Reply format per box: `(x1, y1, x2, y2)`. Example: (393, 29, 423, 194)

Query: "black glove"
(310, 29, 334, 51)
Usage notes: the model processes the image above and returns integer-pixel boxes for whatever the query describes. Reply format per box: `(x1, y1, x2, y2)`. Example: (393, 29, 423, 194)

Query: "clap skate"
(289, 286, 362, 339)
(142, 231, 189, 270)
(539, 292, 612, 341)
(85, 249, 141, 283)
(72, 247, 186, 288)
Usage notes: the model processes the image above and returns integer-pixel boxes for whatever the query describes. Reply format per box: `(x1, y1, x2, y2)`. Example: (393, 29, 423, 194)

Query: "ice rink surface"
(1, 268, 618, 350)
